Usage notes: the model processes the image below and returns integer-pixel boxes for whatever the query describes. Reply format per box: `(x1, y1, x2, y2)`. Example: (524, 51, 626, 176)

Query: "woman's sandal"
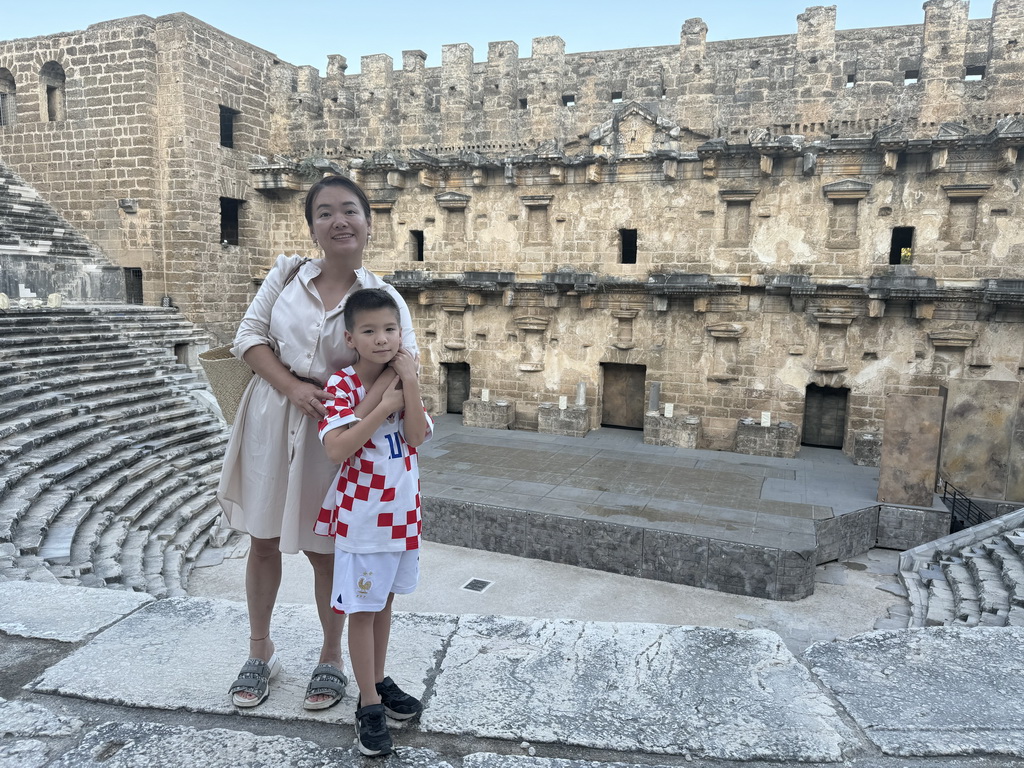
(229, 652, 282, 708)
(303, 663, 348, 711)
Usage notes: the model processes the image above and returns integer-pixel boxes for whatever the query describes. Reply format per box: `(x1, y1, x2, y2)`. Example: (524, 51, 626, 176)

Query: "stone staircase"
(0, 306, 235, 596)
(0, 159, 125, 302)
(897, 507, 1024, 628)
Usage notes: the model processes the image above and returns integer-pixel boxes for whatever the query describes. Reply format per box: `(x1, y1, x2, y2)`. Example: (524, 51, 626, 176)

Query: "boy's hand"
(380, 376, 405, 414)
(388, 348, 418, 383)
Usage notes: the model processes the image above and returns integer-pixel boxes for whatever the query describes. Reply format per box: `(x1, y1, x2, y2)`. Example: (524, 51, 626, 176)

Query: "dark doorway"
(803, 384, 848, 448)
(443, 362, 470, 414)
(889, 227, 915, 265)
(619, 228, 638, 264)
(124, 268, 143, 305)
(600, 363, 646, 429)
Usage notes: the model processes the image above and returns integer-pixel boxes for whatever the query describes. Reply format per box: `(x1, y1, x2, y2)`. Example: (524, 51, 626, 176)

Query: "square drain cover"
(462, 578, 493, 593)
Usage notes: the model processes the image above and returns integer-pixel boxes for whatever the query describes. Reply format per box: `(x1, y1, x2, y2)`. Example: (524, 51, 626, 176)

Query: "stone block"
(641, 529, 709, 587)
(537, 403, 590, 438)
(461, 398, 515, 430)
(525, 513, 584, 566)
(940, 379, 1020, 500)
(579, 519, 643, 577)
(853, 432, 882, 467)
(735, 420, 800, 458)
(878, 394, 944, 506)
(876, 504, 951, 550)
(644, 413, 701, 448)
(705, 539, 781, 600)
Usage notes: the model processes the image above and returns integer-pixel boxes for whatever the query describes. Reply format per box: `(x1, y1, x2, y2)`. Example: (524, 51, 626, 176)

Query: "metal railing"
(939, 477, 991, 532)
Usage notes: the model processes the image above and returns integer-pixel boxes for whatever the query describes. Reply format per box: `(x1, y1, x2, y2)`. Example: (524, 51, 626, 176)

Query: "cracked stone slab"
(423, 615, 856, 761)
(29, 596, 455, 725)
(48, 720, 455, 767)
(805, 626, 1024, 757)
(0, 697, 83, 737)
(0, 582, 152, 643)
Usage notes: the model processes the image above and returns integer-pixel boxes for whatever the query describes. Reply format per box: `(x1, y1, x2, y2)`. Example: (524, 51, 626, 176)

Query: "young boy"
(314, 288, 431, 757)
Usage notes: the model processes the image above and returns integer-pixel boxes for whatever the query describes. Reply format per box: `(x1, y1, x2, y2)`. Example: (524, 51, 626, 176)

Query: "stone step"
(984, 538, 1024, 607)
(941, 558, 981, 625)
(0, 356, 150, 393)
(963, 548, 1012, 618)
(925, 576, 956, 626)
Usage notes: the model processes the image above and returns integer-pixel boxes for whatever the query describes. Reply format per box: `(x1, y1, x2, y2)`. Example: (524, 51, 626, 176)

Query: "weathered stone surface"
(805, 626, 1024, 757)
(0, 582, 152, 643)
(877, 394, 944, 507)
(29, 597, 454, 724)
(0, 698, 83, 737)
(49, 721, 455, 768)
(0, 738, 52, 768)
(423, 615, 855, 761)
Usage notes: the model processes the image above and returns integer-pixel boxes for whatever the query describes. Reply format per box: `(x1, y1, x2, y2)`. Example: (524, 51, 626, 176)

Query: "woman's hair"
(344, 288, 401, 331)
(303, 174, 372, 226)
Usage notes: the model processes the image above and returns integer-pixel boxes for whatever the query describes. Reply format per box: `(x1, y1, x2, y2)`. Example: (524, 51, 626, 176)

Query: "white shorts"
(331, 549, 419, 614)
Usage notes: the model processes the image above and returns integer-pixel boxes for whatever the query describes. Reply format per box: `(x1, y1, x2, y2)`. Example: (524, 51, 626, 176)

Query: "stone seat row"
(0, 306, 234, 597)
(900, 514, 1024, 628)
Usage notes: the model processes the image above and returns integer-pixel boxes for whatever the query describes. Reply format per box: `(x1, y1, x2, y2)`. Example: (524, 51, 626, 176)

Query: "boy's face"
(345, 307, 401, 363)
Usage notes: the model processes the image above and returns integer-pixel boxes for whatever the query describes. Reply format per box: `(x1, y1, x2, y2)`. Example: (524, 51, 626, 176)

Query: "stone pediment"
(588, 102, 707, 157)
(935, 122, 968, 142)
(434, 191, 471, 209)
(822, 179, 873, 200)
(991, 115, 1024, 144)
(873, 123, 908, 150)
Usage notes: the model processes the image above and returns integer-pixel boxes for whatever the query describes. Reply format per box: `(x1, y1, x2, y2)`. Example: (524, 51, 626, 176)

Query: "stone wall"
(3, 3, 1024, 495)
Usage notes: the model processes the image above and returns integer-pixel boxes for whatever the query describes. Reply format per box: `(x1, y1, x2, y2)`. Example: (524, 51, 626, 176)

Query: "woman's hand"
(286, 379, 329, 421)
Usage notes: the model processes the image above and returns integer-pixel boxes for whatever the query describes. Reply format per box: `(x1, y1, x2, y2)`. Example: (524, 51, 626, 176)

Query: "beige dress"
(216, 254, 418, 554)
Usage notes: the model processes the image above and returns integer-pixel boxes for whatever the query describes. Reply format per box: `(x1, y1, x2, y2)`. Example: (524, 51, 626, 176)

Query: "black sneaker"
(355, 702, 392, 757)
(376, 676, 423, 720)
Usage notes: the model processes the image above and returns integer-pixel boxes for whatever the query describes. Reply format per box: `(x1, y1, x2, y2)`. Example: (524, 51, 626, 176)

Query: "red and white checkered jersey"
(313, 366, 432, 553)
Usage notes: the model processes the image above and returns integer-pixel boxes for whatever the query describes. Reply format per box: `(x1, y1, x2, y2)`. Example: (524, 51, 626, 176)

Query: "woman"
(217, 175, 418, 709)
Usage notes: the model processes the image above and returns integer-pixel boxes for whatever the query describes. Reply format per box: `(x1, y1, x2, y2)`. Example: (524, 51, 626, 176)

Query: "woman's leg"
(303, 550, 346, 704)
(234, 535, 282, 704)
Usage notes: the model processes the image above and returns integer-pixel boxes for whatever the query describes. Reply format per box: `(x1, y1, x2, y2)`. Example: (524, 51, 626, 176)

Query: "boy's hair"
(344, 288, 401, 332)
(303, 174, 372, 226)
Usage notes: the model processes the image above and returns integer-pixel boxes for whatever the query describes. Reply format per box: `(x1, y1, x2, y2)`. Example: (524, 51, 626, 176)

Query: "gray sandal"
(303, 663, 348, 710)
(229, 652, 281, 708)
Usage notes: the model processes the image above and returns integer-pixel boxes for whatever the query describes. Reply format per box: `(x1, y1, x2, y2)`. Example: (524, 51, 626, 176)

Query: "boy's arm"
(390, 348, 428, 447)
(323, 377, 406, 464)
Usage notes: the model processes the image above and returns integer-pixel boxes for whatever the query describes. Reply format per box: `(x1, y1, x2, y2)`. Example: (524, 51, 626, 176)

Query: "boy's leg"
(348, 611, 382, 706)
(372, 593, 395, 683)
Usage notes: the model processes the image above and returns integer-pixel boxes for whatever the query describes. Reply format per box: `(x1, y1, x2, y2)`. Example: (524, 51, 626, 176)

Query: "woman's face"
(308, 185, 372, 260)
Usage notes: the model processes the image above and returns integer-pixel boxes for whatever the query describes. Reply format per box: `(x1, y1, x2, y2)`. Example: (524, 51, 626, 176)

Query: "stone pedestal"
(461, 398, 515, 430)
(537, 403, 590, 438)
(644, 413, 701, 448)
(735, 420, 799, 458)
(853, 432, 882, 467)
(878, 393, 944, 506)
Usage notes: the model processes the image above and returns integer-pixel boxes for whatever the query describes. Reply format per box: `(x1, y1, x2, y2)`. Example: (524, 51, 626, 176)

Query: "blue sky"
(4, 1, 997, 74)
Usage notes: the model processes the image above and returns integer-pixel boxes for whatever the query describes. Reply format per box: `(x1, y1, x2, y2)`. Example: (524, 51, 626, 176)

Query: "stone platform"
(2, 580, 1023, 767)
(419, 415, 946, 601)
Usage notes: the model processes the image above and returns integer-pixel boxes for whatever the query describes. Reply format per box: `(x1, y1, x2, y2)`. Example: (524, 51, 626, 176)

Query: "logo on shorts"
(357, 571, 373, 598)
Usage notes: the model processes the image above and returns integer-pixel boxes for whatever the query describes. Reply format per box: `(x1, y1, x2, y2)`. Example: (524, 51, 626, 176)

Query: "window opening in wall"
(562, 94, 575, 107)
(0, 68, 15, 127)
(174, 343, 189, 366)
(518, 98, 528, 109)
(619, 228, 638, 264)
(219, 105, 240, 148)
(903, 69, 920, 85)
(965, 65, 986, 81)
(845, 74, 856, 88)
(410, 229, 425, 261)
(220, 197, 243, 245)
(611, 91, 623, 103)
(124, 268, 143, 305)
(39, 61, 66, 121)
(889, 226, 915, 265)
